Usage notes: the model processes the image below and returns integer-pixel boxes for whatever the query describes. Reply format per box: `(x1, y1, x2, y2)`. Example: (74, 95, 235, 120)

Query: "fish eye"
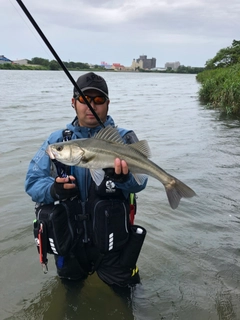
(56, 146, 63, 152)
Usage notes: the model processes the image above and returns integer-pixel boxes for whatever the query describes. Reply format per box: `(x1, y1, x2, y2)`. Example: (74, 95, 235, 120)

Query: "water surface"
(1, 70, 240, 320)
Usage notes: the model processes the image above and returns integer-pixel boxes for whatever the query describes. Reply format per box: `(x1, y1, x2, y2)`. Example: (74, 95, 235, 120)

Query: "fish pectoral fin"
(132, 173, 148, 185)
(129, 140, 151, 158)
(90, 169, 105, 186)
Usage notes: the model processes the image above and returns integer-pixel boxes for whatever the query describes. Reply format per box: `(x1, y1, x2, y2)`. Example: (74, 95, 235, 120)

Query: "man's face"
(72, 89, 109, 128)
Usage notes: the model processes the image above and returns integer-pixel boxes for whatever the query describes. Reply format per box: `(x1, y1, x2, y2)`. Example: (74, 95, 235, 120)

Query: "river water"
(1, 70, 240, 320)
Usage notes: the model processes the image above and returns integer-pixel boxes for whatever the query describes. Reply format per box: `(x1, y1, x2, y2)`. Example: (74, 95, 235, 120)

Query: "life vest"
(33, 129, 139, 272)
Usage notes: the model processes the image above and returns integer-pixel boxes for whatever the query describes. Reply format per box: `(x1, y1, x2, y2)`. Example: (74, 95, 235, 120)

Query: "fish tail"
(165, 178, 196, 209)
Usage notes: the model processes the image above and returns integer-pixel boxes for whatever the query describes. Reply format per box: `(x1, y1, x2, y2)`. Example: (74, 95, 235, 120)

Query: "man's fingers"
(114, 158, 122, 175)
(114, 158, 129, 175)
(121, 160, 128, 175)
(55, 175, 76, 189)
(64, 183, 76, 189)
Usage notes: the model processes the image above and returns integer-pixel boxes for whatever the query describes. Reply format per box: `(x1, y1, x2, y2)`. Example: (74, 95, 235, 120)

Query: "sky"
(1, 0, 240, 68)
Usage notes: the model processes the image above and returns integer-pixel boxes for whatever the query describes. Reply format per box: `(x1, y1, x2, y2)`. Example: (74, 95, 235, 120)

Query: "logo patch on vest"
(105, 180, 116, 193)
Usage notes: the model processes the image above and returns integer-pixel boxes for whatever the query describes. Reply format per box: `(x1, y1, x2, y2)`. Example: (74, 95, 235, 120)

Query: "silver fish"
(47, 126, 196, 209)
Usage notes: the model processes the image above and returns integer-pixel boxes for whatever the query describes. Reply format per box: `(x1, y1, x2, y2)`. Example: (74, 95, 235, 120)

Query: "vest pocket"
(92, 199, 130, 253)
(34, 198, 82, 256)
(120, 225, 147, 268)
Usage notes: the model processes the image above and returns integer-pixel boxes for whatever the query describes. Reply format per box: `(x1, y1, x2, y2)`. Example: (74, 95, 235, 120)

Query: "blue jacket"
(25, 115, 147, 204)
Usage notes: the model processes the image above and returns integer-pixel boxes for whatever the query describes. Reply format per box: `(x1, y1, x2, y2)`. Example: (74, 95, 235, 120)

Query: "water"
(1, 70, 240, 320)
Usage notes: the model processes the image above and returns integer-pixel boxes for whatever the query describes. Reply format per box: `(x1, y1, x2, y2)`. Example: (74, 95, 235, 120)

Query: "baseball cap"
(73, 72, 109, 98)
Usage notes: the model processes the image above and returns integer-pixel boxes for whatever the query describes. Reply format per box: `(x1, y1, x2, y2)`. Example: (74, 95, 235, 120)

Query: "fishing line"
(15, 0, 105, 128)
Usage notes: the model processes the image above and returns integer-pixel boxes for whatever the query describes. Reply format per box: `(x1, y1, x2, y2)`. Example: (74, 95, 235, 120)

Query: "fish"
(47, 125, 196, 209)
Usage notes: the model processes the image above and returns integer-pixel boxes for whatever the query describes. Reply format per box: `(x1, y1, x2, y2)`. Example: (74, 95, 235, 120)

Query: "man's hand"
(104, 158, 129, 183)
(50, 175, 79, 200)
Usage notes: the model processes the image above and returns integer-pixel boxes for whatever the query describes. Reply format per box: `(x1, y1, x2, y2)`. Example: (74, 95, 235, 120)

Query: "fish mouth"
(46, 146, 57, 159)
(46, 146, 83, 166)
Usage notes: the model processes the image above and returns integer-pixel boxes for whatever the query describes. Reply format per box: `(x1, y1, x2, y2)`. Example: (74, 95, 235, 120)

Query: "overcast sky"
(2, 0, 240, 67)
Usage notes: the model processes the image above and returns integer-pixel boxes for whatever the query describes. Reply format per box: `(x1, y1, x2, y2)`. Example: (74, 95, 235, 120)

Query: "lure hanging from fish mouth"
(15, 0, 105, 128)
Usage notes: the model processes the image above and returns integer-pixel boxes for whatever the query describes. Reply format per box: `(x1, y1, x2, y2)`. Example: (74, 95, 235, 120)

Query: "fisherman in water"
(25, 72, 148, 287)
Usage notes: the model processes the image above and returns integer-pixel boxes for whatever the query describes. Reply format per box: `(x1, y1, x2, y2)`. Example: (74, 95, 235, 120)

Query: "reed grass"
(196, 64, 240, 114)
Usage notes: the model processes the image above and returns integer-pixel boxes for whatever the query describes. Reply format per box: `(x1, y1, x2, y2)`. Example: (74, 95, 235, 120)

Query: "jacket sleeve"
(25, 139, 56, 204)
(115, 173, 147, 196)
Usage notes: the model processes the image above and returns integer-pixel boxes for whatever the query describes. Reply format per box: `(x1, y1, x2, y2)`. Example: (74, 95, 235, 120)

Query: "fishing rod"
(15, 0, 105, 128)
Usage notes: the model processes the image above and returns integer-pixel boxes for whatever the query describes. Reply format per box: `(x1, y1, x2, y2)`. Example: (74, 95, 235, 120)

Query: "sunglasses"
(77, 95, 107, 105)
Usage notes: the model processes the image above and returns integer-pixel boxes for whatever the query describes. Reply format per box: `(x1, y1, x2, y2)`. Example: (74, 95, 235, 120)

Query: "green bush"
(0, 63, 46, 70)
(196, 64, 240, 114)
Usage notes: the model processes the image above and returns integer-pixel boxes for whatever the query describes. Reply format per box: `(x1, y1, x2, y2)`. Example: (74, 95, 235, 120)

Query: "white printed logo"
(106, 180, 116, 193)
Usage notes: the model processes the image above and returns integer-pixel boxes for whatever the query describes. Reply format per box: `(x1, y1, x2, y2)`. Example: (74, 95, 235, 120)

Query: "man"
(25, 72, 147, 287)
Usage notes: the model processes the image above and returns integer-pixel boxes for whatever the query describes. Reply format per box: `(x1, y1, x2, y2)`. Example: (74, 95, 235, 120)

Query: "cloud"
(1, 0, 240, 67)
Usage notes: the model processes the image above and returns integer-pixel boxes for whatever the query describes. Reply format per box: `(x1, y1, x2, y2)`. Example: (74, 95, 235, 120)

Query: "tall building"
(131, 55, 156, 70)
(165, 61, 180, 70)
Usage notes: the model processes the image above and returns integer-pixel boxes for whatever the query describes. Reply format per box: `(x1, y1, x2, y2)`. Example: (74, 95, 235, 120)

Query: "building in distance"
(100, 61, 112, 69)
(165, 61, 180, 71)
(0, 55, 12, 64)
(111, 63, 125, 71)
(13, 59, 29, 65)
(131, 55, 156, 70)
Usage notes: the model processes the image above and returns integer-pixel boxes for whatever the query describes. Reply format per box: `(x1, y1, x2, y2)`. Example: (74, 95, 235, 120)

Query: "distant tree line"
(168, 65, 204, 74)
(196, 40, 240, 115)
(0, 63, 45, 70)
(0, 56, 204, 73)
(28, 57, 106, 71)
(0, 57, 106, 71)
(138, 65, 204, 74)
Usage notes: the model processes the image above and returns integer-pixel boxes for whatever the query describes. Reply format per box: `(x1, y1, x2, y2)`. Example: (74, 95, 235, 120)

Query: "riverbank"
(0, 62, 203, 74)
(0, 63, 103, 72)
(196, 63, 240, 115)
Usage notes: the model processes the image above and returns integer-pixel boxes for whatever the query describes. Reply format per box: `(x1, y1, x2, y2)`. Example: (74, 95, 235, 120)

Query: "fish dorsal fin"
(94, 126, 124, 144)
(129, 140, 152, 158)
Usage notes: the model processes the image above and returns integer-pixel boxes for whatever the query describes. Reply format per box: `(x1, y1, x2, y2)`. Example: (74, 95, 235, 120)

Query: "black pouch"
(120, 225, 147, 268)
(34, 198, 83, 256)
(92, 199, 130, 253)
